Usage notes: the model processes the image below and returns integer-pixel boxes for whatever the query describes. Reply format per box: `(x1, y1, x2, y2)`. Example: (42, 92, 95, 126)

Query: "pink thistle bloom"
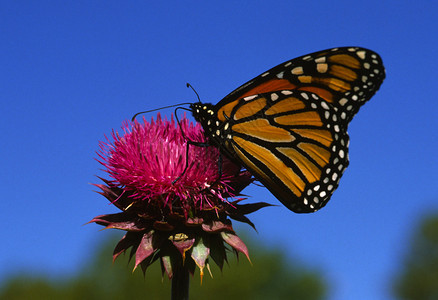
(90, 114, 270, 281)
(98, 114, 250, 214)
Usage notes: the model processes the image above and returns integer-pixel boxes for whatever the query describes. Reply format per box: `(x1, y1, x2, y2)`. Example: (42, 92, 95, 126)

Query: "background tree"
(394, 212, 438, 299)
(0, 233, 327, 300)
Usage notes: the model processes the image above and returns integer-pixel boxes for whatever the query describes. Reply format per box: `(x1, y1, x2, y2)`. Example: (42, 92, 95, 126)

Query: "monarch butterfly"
(190, 47, 385, 213)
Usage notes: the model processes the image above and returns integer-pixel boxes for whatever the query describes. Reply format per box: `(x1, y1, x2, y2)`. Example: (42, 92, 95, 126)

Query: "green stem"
(171, 264, 190, 300)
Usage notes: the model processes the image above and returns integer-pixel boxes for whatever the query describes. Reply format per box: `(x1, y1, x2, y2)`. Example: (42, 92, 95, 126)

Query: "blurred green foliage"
(0, 233, 327, 300)
(394, 212, 438, 299)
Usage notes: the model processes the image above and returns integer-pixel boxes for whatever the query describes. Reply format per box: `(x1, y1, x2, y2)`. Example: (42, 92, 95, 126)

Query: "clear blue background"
(1, 1, 437, 299)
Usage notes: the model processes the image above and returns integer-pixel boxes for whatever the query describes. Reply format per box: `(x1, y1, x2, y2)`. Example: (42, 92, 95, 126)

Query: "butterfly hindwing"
(219, 91, 349, 213)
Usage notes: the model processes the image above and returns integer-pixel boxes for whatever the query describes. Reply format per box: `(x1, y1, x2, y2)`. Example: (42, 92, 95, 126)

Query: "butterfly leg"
(198, 151, 224, 193)
(206, 151, 223, 188)
(172, 140, 224, 195)
(171, 139, 210, 184)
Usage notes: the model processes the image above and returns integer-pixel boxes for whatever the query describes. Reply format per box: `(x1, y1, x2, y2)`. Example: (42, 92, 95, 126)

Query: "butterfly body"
(191, 47, 385, 213)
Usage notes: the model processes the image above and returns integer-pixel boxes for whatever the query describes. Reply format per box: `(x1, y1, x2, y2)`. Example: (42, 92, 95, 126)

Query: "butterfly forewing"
(218, 47, 385, 124)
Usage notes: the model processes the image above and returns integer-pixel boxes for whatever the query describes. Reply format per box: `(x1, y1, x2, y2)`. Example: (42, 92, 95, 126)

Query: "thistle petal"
(221, 231, 250, 262)
(134, 231, 155, 270)
(168, 233, 196, 261)
(201, 220, 233, 233)
(191, 237, 210, 282)
(113, 232, 140, 262)
(161, 255, 173, 279)
(208, 235, 226, 271)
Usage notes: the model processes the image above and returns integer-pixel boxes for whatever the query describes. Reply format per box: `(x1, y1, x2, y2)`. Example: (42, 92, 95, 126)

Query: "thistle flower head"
(97, 114, 251, 215)
(90, 114, 270, 279)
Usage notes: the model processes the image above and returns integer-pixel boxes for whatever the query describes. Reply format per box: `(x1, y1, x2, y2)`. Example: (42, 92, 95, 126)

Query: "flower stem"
(171, 264, 190, 300)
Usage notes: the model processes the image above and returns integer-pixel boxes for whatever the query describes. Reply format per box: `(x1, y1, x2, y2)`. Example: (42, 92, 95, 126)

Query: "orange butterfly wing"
(193, 47, 385, 213)
(222, 91, 348, 212)
(217, 47, 385, 124)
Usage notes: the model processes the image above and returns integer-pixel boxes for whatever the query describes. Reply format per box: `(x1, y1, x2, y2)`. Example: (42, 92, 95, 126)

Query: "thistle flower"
(90, 114, 270, 284)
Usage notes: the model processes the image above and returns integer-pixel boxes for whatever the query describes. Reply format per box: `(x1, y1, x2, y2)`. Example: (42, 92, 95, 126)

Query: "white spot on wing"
(315, 57, 326, 63)
(339, 149, 345, 158)
(356, 50, 366, 59)
(302, 55, 312, 61)
(339, 98, 348, 106)
(243, 95, 258, 101)
(271, 93, 279, 101)
(321, 101, 329, 110)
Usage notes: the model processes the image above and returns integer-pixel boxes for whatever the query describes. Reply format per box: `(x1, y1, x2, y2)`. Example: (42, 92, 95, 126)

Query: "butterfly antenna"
(172, 86, 206, 185)
(131, 103, 192, 121)
(186, 83, 201, 103)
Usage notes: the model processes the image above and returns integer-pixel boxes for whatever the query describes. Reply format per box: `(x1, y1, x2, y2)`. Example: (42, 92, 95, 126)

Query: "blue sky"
(1, 1, 438, 299)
